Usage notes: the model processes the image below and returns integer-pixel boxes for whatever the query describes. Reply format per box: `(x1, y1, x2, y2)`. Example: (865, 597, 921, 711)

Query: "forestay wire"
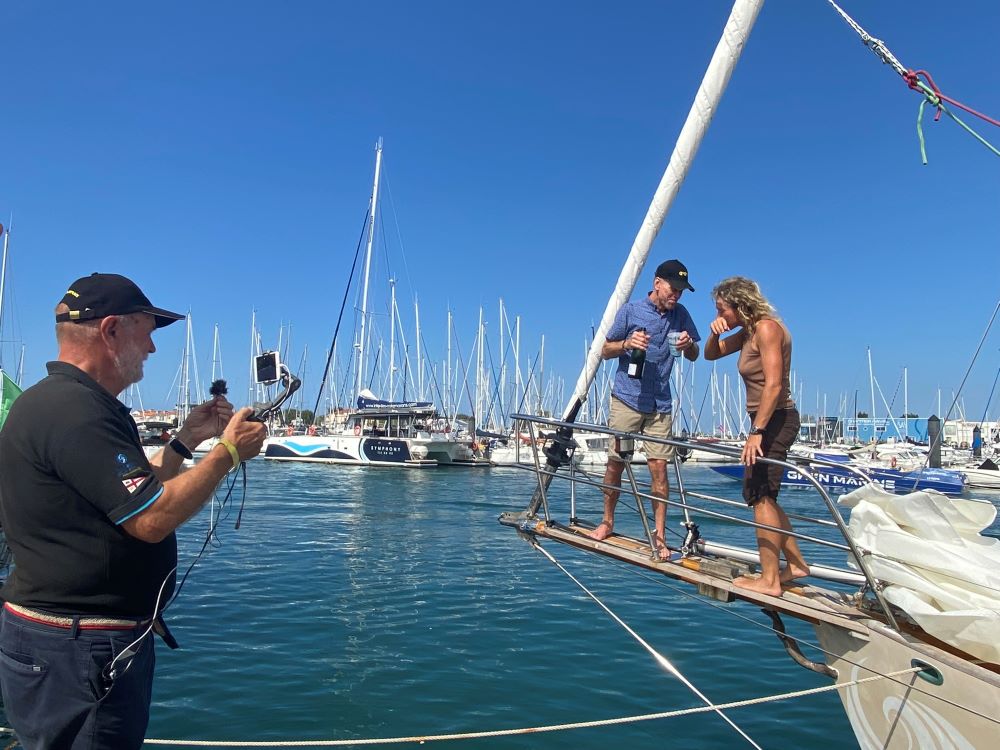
(826, 0, 1000, 162)
(531, 541, 764, 749)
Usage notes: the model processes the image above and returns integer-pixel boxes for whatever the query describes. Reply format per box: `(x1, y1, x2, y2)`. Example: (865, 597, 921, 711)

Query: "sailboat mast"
(868, 347, 877, 442)
(389, 278, 397, 400)
(210, 323, 223, 382)
(356, 139, 383, 399)
(563, 0, 764, 422)
(0, 219, 10, 370)
(415, 296, 423, 399)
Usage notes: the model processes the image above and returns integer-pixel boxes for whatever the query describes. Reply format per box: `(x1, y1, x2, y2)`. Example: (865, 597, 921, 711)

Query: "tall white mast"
(564, 0, 765, 421)
(903, 366, 909, 438)
(475, 306, 484, 425)
(0, 218, 10, 369)
(248, 309, 257, 407)
(415, 296, 423, 399)
(868, 347, 877, 442)
(211, 323, 223, 383)
(356, 139, 383, 399)
(446, 309, 453, 415)
(389, 278, 397, 400)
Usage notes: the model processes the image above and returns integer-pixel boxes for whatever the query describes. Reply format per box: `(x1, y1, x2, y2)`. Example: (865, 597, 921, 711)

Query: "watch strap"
(168, 437, 194, 459)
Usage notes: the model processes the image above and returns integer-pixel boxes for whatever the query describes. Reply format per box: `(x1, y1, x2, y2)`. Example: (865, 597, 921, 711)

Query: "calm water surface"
(6, 461, 997, 748)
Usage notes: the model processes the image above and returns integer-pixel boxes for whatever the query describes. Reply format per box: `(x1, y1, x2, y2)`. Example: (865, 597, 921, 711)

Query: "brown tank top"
(738, 319, 795, 412)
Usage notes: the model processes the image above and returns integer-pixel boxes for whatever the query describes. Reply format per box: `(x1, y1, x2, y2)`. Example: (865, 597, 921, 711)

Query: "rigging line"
(980, 360, 1000, 426)
(531, 541, 763, 749)
(137, 672, 925, 748)
(826, 1, 1000, 158)
(309, 206, 371, 422)
(447, 323, 478, 421)
(825, 0, 906, 78)
(917, 97, 1000, 163)
(906, 69, 1000, 129)
(928, 297, 1000, 457)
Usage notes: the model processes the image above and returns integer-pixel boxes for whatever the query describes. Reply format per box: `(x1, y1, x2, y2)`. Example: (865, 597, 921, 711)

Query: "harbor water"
(5, 461, 998, 748)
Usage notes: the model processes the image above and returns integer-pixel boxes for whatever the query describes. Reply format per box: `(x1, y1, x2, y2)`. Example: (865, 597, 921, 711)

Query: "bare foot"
(653, 537, 670, 561)
(733, 575, 783, 597)
(779, 564, 810, 583)
(589, 521, 614, 541)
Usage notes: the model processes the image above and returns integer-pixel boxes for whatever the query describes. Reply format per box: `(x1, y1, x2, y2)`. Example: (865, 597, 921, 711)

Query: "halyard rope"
(826, 0, 1000, 161)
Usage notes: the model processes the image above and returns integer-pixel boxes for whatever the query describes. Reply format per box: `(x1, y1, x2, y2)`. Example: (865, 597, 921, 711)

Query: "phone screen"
(255, 352, 280, 384)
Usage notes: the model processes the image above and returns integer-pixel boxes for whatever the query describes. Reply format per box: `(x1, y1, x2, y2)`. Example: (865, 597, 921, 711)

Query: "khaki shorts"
(608, 396, 674, 462)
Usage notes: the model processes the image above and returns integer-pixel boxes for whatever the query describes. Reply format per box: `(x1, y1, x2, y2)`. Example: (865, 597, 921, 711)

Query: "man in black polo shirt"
(0, 273, 267, 750)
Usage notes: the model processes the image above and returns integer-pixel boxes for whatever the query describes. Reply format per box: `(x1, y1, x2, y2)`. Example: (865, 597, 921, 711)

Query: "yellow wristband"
(218, 438, 241, 471)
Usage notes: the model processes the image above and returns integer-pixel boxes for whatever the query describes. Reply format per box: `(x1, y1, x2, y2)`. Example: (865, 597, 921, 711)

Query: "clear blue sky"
(1, 1, 998, 425)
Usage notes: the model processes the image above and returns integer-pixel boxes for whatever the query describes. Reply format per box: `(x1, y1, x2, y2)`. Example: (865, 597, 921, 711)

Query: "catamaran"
(264, 142, 479, 468)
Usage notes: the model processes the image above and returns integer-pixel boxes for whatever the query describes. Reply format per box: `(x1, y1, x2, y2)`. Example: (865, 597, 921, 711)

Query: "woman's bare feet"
(733, 574, 784, 597)
(779, 564, 810, 583)
(653, 536, 671, 561)
(589, 520, 614, 541)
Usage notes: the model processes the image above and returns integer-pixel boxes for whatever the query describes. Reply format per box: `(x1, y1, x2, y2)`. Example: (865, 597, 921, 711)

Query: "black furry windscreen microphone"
(209, 379, 228, 397)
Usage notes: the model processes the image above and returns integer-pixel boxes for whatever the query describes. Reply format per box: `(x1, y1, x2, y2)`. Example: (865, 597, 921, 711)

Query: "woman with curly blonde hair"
(705, 277, 808, 596)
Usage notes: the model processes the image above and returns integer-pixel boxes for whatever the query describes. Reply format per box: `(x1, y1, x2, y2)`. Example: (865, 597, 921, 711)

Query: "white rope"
(127, 667, 921, 746)
(825, 0, 907, 77)
(531, 541, 763, 748)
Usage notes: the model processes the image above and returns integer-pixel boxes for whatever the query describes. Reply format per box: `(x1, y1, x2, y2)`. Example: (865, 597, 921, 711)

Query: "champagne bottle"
(627, 327, 646, 379)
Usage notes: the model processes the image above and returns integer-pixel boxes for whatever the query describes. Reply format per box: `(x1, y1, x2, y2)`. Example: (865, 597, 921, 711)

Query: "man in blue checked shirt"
(589, 260, 700, 560)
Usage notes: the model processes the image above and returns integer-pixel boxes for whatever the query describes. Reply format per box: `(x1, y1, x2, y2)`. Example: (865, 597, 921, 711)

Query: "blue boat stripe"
(116, 487, 164, 525)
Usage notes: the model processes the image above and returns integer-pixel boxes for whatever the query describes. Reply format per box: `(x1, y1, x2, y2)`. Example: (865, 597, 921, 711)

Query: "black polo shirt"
(0, 362, 176, 617)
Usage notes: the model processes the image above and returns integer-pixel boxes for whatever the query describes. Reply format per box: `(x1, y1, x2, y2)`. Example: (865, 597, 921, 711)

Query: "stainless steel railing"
(500, 413, 899, 630)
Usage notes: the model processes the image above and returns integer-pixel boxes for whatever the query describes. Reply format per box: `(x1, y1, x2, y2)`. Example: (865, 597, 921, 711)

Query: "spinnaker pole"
(526, 0, 766, 514)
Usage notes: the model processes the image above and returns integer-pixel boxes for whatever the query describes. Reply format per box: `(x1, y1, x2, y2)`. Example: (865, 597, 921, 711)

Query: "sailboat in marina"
(263, 141, 479, 468)
(499, 2, 1000, 748)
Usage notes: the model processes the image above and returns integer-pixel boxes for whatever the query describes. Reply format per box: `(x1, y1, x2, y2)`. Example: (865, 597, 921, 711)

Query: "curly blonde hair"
(711, 276, 777, 335)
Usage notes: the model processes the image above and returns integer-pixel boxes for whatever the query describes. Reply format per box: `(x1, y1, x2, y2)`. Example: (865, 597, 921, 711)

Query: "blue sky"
(1, 1, 998, 426)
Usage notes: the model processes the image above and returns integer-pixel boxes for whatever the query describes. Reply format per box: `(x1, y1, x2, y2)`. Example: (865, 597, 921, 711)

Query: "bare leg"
(589, 458, 624, 540)
(733, 496, 807, 596)
(647, 458, 670, 559)
(775, 504, 809, 582)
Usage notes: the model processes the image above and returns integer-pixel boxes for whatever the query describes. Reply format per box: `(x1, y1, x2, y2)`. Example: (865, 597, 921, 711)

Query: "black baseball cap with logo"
(654, 259, 695, 292)
(55, 273, 185, 328)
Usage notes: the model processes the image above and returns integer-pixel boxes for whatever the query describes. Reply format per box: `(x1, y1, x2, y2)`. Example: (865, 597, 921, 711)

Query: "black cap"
(55, 273, 185, 328)
(654, 259, 694, 292)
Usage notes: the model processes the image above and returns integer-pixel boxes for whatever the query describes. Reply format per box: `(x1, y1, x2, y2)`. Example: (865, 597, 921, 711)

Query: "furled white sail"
(840, 484, 1000, 664)
(566, 0, 765, 419)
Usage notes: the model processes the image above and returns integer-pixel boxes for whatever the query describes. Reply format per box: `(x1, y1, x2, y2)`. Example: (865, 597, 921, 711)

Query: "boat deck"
(522, 517, 881, 635)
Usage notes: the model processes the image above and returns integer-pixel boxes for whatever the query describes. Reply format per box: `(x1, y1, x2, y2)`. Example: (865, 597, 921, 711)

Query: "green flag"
(1, 369, 22, 431)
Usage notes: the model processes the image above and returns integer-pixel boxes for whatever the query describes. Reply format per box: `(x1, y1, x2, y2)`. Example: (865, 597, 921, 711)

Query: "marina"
(2, 458, 998, 747)
(0, 462, 946, 746)
(1, 1, 1000, 748)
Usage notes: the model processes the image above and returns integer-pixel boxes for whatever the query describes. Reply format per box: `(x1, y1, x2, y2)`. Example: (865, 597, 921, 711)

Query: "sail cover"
(840, 484, 1000, 664)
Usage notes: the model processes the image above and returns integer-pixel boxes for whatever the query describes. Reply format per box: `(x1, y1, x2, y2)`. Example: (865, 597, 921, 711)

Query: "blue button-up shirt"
(607, 295, 700, 414)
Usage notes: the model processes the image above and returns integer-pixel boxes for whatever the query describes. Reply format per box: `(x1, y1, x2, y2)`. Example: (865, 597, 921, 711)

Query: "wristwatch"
(168, 437, 194, 459)
(749, 426, 766, 436)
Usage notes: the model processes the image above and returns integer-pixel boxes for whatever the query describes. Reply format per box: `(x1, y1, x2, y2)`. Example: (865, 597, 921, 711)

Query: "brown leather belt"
(4, 602, 145, 630)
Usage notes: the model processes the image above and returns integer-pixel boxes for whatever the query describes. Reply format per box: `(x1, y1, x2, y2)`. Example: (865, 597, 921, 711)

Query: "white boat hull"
(815, 620, 1000, 750)
(263, 434, 474, 467)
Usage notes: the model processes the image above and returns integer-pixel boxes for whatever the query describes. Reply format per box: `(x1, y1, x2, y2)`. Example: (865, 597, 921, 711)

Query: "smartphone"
(254, 351, 281, 384)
